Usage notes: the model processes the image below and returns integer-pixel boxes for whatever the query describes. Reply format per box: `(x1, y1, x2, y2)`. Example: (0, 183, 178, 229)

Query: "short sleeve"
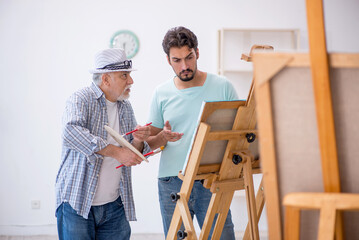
(147, 89, 165, 129)
(225, 79, 239, 101)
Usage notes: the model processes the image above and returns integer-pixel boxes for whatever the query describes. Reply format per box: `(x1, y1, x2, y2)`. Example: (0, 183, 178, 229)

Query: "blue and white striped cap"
(89, 48, 136, 74)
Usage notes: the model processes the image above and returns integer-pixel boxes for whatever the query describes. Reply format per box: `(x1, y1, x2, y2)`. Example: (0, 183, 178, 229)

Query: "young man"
(147, 27, 237, 239)
(55, 48, 151, 240)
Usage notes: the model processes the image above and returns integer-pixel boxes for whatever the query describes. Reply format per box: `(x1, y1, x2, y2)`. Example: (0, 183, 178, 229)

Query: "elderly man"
(55, 48, 150, 240)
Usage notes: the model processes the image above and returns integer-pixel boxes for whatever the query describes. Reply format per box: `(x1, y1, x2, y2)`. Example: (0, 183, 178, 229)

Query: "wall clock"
(110, 30, 140, 59)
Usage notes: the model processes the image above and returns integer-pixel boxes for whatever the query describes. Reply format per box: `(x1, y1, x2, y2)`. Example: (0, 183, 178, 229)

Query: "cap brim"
(89, 68, 137, 74)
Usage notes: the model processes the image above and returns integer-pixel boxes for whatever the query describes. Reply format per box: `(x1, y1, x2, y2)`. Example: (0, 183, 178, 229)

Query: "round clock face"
(110, 30, 139, 59)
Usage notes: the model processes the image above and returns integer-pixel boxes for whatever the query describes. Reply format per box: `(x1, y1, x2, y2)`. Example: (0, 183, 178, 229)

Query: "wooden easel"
(282, 0, 359, 239)
(166, 80, 263, 240)
(252, 0, 359, 238)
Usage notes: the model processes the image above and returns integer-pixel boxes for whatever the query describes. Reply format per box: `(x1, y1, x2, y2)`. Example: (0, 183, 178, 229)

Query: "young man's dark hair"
(162, 26, 198, 56)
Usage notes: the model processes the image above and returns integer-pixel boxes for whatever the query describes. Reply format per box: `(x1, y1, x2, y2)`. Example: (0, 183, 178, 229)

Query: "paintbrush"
(121, 122, 152, 137)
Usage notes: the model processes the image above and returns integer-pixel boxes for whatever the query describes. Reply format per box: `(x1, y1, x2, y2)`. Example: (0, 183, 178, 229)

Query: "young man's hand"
(146, 121, 183, 150)
(162, 121, 183, 142)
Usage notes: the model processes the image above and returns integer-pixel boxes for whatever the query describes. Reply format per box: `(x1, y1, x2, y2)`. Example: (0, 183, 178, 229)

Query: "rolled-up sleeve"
(62, 93, 108, 163)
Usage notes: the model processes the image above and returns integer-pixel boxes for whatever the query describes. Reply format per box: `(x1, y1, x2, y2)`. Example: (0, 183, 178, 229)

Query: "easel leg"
(211, 191, 235, 240)
(335, 211, 344, 240)
(318, 205, 336, 240)
(243, 158, 259, 240)
(167, 123, 211, 240)
(177, 193, 198, 240)
(198, 191, 235, 240)
(284, 207, 300, 240)
(167, 205, 183, 240)
(243, 178, 265, 240)
(199, 193, 222, 240)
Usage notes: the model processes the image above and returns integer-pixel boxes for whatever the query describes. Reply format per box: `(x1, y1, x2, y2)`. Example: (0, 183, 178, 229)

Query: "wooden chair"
(283, 193, 359, 240)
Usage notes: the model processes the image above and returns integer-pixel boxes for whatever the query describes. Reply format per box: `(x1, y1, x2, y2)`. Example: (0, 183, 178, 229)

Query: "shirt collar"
(90, 82, 104, 100)
(90, 82, 127, 104)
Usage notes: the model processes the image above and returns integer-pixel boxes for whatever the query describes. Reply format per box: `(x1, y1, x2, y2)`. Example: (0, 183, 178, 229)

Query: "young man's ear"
(196, 48, 199, 59)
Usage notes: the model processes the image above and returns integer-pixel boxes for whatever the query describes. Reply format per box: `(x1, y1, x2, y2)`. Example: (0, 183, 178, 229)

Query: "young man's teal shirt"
(148, 73, 238, 178)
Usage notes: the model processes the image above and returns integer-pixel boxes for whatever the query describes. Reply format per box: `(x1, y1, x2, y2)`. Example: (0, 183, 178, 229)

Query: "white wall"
(0, 0, 358, 236)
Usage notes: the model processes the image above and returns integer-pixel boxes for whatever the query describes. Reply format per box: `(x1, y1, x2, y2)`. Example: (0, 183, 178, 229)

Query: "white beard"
(117, 85, 131, 101)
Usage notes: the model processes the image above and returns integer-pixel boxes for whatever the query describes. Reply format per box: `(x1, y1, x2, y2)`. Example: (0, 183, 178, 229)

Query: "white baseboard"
(0, 225, 57, 236)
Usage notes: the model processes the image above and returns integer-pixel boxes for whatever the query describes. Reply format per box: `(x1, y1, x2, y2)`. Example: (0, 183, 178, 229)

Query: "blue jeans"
(56, 195, 131, 240)
(158, 176, 235, 240)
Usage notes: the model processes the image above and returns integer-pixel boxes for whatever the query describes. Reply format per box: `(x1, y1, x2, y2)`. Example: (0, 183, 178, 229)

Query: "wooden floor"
(0, 232, 268, 240)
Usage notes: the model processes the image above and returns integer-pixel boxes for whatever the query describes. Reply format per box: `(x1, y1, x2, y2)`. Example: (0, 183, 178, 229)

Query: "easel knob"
(170, 192, 180, 202)
(177, 230, 187, 239)
(232, 154, 243, 165)
(246, 133, 256, 143)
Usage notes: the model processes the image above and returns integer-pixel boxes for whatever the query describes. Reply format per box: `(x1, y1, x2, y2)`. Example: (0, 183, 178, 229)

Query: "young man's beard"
(178, 68, 196, 82)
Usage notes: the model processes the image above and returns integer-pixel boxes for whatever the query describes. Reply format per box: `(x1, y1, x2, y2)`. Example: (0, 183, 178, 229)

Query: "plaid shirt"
(55, 82, 150, 220)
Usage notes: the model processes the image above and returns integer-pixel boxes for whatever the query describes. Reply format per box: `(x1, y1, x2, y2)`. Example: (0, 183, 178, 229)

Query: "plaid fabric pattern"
(55, 82, 150, 220)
